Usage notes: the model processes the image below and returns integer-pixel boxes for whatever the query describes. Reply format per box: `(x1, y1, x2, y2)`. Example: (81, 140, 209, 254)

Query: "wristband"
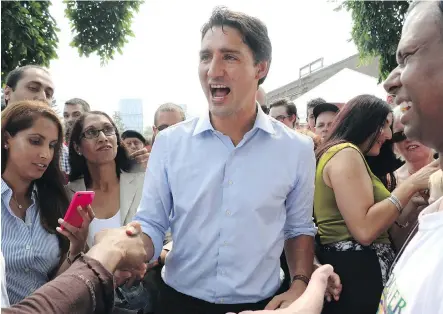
(67, 251, 82, 265)
(291, 274, 310, 286)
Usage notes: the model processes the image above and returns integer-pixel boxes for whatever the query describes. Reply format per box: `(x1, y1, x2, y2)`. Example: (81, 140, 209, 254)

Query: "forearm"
(142, 233, 155, 261)
(285, 235, 315, 282)
(364, 180, 419, 239)
(4, 256, 113, 314)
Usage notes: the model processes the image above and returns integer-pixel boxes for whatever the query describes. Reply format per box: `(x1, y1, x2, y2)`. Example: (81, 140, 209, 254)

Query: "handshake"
(88, 224, 340, 314)
(86, 221, 148, 281)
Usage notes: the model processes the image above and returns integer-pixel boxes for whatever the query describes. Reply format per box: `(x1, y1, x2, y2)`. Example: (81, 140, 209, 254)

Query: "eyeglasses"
(274, 115, 290, 122)
(82, 125, 116, 139)
(392, 131, 407, 143)
(157, 124, 170, 132)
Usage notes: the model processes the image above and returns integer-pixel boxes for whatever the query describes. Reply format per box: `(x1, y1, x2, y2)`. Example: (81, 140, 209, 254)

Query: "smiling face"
(76, 114, 118, 165)
(198, 26, 268, 117)
(383, 2, 443, 152)
(362, 113, 394, 156)
(393, 113, 433, 163)
(4, 116, 59, 181)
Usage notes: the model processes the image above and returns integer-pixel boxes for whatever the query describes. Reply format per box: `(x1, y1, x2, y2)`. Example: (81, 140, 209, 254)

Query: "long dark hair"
(316, 95, 403, 190)
(1, 100, 70, 253)
(68, 111, 134, 187)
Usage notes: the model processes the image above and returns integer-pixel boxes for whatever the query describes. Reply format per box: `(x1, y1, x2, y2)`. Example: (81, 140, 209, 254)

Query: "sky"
(48, 0, 357, 130)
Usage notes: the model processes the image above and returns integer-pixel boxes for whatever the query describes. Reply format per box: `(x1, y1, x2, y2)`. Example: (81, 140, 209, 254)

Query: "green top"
(314, 142, 391, 245)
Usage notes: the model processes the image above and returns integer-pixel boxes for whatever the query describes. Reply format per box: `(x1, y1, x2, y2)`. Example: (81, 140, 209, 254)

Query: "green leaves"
(1, 1, 59, 85)
(339, 0, 410, 82)
(1, 1, 143, 85)
(64, 0, 143, 65)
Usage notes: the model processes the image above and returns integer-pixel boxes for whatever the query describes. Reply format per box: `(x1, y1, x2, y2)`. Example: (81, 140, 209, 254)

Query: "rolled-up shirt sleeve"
(133, 132, 172, 261)
(284, 138, 317, 239)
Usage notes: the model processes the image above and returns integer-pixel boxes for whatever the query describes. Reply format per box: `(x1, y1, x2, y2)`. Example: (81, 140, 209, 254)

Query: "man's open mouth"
(210, 84, 231, 100)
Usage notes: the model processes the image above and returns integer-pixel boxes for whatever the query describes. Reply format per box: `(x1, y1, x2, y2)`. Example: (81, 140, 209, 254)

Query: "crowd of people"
(1, 1, 443, 313)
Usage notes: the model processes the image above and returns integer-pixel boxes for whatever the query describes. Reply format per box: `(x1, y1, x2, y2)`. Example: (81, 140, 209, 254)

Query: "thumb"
(125, 221, 141, 236)
(264, 296, 282, 310)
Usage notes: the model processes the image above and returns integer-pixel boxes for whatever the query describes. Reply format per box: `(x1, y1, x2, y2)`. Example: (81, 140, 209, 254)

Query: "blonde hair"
(297, 129, 321, 149)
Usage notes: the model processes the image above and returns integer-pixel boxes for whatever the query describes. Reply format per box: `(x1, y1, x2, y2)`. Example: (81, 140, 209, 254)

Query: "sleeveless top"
(314, 143, 391, 245)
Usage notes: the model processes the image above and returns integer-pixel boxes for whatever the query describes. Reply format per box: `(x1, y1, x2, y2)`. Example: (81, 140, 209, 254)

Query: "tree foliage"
(112, 111, 126, 134)
(64, 1, 142, 65)
(1, 1, 59, 85)
(1, 1, 142, 85)
(338, 1, 410, 81)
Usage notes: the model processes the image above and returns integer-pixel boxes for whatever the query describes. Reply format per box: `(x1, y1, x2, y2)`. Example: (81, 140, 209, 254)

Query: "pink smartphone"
(62, 191, 95, 229)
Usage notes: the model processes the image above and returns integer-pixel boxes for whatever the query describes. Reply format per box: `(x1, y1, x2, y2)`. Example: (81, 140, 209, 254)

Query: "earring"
(4, 144, 7, 149)
(78, 152, 82, 156)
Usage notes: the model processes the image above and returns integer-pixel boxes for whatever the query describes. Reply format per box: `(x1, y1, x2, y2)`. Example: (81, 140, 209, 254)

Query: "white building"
(118, 98, 143, 133)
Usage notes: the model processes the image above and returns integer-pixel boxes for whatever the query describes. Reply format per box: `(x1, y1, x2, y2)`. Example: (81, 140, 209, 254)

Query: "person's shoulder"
(160, 117, 199, 137)
(270, 122, 313, 147)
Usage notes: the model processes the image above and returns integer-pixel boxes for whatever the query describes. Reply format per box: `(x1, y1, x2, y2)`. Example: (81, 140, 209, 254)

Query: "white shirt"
(1, 251, 10, 308)
(378, 196, 443, 313)
(87, 210, 121, 247)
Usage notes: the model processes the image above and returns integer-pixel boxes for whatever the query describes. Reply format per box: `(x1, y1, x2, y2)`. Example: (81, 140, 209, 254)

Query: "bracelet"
(291, 274, 310, 286)
(67, 251, 82, 265)
(388, 194, 403, 213)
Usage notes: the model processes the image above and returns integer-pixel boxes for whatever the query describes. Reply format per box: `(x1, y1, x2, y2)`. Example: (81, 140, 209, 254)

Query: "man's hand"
(230, 265, 336, 314)
(130, 148, 150, 169)
(88, 222, 148, 276)
(265, 281, 306, 310)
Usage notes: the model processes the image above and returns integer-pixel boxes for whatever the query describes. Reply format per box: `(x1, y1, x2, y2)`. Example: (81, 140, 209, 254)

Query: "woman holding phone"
(1, 100, 93, 305)
(67, 111, 144, 248)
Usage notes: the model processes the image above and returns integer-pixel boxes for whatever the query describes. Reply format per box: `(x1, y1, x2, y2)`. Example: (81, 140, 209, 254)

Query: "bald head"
(256, 87, 266, 106)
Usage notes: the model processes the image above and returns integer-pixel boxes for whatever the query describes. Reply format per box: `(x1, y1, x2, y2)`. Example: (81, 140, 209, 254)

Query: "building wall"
(266, 54, 379, 105)
(118, 98, 144, 133)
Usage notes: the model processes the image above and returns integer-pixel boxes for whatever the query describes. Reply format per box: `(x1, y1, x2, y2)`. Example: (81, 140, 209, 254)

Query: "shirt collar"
(1, 178, 38, 200)
(193, 102, 275, 136)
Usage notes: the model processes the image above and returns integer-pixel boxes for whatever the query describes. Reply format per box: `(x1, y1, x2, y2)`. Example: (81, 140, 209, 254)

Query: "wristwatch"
(67, 251, 83, 265)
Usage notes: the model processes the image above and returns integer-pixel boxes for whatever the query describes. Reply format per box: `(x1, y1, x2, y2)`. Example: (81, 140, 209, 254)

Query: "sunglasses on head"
(157, 124, 170, 132)
(392, 131, 407, 143)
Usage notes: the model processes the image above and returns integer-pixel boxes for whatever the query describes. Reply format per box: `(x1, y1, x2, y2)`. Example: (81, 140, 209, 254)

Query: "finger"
(134, 154, 149, 164)
(56, 226, 76, 242)
(264, 296, 282, 310)
(58, 218, 80, 236)
(130, 148, 147, 159)
(126, 221, 141, 236)
(85, 205, 95, 220)
(288, 265, 334, 312)
(77, 206, 91, 226)
(325, 292, 332, 302)
(114, 270, 132, 287)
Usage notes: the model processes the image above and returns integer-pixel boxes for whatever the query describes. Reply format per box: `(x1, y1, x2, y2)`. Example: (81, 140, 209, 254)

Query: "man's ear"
(3, 85, 12, 103)
(255, 60, 270, 82)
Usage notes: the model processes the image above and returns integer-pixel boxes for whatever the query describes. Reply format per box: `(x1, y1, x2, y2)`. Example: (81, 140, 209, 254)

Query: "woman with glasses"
(67, 111, 151, 313)
(389, 106, 437, 251)
(67, 111, 144, 248)
(313, 95, 438, 314)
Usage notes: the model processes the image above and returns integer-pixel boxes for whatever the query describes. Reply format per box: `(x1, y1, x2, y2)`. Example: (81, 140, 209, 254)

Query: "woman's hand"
(56, 205, 95, 256)
(408, 159, 440, 192)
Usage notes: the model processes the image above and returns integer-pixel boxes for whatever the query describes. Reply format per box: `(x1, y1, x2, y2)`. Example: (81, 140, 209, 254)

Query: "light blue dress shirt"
(134, 106, 316, 304)
(1, 179, 61, 305)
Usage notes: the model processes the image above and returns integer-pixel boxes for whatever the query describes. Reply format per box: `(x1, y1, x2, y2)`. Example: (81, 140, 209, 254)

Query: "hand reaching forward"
(228, 265, 336, 314)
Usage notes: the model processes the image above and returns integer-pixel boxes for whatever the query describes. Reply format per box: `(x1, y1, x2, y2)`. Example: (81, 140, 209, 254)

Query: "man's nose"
(383, 66, 402, 98)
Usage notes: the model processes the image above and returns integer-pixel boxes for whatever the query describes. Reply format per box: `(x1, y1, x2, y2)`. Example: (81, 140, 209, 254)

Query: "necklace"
(12, 194, 23, 209)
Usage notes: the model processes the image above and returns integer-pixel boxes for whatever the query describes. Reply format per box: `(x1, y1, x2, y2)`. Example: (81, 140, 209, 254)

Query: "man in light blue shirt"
(133, 7, 316, 314)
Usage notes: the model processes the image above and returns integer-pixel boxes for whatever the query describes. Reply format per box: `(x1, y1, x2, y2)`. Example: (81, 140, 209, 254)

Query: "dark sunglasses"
(392, 131, 407, 143)
(157, 124, 170, 132)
